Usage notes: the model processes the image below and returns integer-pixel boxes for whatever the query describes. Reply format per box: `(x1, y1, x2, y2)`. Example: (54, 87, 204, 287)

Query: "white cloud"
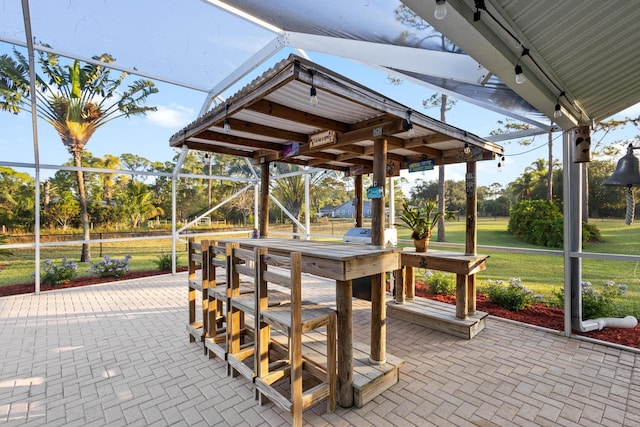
(146, 104, 195, 129)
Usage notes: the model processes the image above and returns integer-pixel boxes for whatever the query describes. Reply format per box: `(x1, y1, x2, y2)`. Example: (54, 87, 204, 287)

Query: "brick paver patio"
(1, 272, 638, 426)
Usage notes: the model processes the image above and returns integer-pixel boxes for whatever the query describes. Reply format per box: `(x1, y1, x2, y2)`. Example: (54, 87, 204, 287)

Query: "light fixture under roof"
(554, 92, 565, 119)
(309, 68, 318, 106)
(514, 49, 529, 84)
(434, 0, 447, 20)
(223, 104, 231, 132)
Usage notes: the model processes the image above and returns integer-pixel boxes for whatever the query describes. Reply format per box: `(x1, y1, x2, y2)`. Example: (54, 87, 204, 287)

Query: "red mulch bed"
(0, 267, 188, 297)
(412, 281, 640, 349)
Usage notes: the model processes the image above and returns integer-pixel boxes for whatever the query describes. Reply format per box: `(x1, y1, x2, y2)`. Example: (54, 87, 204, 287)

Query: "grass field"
(2, 218, 640, 318)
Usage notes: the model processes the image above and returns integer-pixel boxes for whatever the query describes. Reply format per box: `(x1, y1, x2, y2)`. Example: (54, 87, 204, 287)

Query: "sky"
(1, 0, 640, 195)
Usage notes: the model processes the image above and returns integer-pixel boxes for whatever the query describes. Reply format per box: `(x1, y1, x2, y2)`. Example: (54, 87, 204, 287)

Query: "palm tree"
(117, 181, 164, 228)
(0, 47, 157, 261)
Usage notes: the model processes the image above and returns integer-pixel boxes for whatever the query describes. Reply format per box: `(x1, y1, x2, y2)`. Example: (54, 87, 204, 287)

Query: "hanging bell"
(603, 144, 640, 187)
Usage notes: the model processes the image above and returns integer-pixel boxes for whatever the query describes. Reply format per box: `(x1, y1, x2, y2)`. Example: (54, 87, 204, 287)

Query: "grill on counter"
(343, 227, 397, 247)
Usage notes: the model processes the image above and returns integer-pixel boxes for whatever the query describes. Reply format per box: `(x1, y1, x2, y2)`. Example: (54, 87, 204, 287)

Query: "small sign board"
(366, 186, 383, 199)
(349, 164, 366, 176)
(408, 159, 434, 172)
(309, 130, 337, 148)
(282, 142, 299, 158)
(386, 160, 400, 177)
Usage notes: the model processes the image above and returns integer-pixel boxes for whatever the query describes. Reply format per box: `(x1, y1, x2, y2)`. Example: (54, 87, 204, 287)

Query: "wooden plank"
(400, 251, 488, 275)
(387, 298, 488, 340)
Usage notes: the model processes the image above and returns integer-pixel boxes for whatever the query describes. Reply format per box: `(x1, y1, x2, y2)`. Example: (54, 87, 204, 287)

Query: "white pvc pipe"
(580, 316, 638, 332)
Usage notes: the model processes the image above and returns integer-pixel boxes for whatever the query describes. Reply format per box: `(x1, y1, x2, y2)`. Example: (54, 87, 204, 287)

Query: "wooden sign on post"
(408, 159, 434, 172)
(309, 130, 337, 148)
(367, 186, 383, 199)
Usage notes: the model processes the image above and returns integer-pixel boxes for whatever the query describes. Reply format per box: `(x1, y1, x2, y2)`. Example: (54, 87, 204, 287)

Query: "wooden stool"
(254, 250, 336, 427)
(203, 241, 234, 358)
(186, 238, 210, 344)
(226, 246, 289, 381)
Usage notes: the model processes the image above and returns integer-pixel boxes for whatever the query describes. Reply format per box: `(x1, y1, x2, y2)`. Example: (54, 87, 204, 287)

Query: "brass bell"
(603, 144, 640, 187)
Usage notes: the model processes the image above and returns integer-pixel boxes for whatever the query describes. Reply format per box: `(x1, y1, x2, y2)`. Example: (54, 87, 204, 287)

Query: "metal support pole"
(22, 0, 41, 294)
(304, 168, 310, 240)
(171, 145, 189, 275)
(254, 183, 259, 230)
(562, 129, 582, 336)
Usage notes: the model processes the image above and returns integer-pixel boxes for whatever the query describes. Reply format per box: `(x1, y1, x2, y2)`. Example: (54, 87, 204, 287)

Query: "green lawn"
(2, 218, 639, 318)
(408, 217, 640, 318)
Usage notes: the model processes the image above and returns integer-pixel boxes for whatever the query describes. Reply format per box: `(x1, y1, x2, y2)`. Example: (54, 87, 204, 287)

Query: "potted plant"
(398, 199, 442, 252)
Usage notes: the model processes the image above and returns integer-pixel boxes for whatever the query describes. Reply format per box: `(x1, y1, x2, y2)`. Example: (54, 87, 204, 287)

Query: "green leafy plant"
(39, 257, 78, 286)
(424, 270, 455, 295)
(554, 280, 627, 319)
(483, 277, 542, 311)
(398, 199, 442, 240)
(154, 252, 177, 271)
(508, 200, 600, 248)
(91, 254, 131, 278)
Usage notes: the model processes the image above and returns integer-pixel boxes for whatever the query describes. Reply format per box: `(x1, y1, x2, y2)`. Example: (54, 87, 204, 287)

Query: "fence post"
(99, 232, 103, 257)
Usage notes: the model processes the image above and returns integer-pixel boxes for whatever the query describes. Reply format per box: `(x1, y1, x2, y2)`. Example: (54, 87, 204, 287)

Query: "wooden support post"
(468, 275, 477, 315)
(336, 280, 353, 407)
(370, 137, 386, 364)
(355, 174, 363, 227)
(259, 162, 270, 237)
(465, 161, 477, 256)
(405, 266, 415, 301)
(394, 267, 405, 305)
(456, 274, 468, 320)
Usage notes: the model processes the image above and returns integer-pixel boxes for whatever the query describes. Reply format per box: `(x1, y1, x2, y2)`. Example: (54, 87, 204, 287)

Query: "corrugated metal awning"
(170, 55, 503, 174)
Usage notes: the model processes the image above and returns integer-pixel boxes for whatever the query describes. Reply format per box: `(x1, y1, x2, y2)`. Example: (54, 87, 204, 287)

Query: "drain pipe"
(579, 316, 638, 332)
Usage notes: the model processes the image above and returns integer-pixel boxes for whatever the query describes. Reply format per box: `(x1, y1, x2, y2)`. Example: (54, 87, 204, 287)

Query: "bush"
(508, 200, 600, 248)
(554, 280, 627, 319)
(483, 277, 542, 311)
(424, 270, 455, 295)
(40, 258, 78, 286)
(91, 254, 131, 278)
(154, 252, 176, 271)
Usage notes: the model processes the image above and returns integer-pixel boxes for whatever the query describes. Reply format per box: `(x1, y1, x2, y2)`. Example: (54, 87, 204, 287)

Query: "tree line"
(0, 152, 354, 235)
(406, 156, 634, 220)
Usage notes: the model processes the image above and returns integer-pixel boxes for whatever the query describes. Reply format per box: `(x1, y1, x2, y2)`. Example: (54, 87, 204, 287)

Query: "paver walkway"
(1, 272, 638, 426)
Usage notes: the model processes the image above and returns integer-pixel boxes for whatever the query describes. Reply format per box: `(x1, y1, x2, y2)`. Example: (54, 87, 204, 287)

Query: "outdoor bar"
(170, 54, 504, 420)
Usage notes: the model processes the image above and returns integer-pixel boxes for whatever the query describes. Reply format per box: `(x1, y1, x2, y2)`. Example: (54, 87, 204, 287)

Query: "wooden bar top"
(400, 248, 488, 276)
(220, 238, 402, 281)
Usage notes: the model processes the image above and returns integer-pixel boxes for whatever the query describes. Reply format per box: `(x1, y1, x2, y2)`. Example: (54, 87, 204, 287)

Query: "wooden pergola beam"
(227, 118, 308, 142)
(247, 99, 350, 132)
(184, 140, 254, 158)
(196, 130, 284, 151)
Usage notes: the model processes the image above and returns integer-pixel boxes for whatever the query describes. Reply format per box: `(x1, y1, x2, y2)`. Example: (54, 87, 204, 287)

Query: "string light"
(309, 68, 318, 106)
(473, 0, 485, 22)
(406, 109, 415, 136)
(223, 104, 231, 132)
(427, 0, 576, 122)
(514, 49, 529, 84)
(554, 91, 565, 119)
(434, 0, 447, 20)
(463, 142, 471, 154)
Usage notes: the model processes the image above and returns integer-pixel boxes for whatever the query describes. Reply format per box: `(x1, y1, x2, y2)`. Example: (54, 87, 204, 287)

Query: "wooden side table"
(395, 249, 488, 320)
